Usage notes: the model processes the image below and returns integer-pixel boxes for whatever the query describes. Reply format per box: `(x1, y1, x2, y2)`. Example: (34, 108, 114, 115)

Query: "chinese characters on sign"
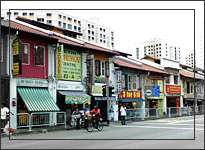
(56, 45, 82, 81)
(13, 38, 22, 76)
(116, 71, 122, 93)
(86, 54, 94, 95)
(166, 85, 181, 94)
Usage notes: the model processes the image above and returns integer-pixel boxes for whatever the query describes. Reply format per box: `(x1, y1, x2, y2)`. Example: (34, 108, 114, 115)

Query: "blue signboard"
(153, 85, 160, 97)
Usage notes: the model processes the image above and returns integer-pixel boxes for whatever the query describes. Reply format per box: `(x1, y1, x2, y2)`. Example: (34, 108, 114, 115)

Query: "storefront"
(166, 85, 181, 108)
(56, 81, 90, 113)
(16, 78, 60, 114)
(183, 94, 194, 107)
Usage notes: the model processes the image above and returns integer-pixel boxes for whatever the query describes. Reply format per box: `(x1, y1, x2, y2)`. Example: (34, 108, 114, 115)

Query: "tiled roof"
(141, 55, 161, 60)
(52, 35, 84, 47)
(180, 69, 194, 78)
(114, 58, 170, 75)
(9, 20, 55, 38)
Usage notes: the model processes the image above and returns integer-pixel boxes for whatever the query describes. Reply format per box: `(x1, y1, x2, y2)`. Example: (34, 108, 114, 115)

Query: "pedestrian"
(75, 107, 82, 130)
(1, 104, 9, 132)
(120, 104, 126, 125)
(84, 103, 90, 129)
(66, 106, 72, 127)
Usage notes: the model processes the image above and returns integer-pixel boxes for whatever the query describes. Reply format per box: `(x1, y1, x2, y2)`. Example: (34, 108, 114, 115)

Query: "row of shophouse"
(1, 17, 204, 129)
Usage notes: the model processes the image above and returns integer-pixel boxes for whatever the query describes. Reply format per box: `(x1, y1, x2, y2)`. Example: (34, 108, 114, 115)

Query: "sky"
(1, 1, 204, 64)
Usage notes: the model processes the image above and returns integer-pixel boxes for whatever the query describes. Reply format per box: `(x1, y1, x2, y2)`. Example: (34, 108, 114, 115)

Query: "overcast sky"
(1, 1, 204, 64)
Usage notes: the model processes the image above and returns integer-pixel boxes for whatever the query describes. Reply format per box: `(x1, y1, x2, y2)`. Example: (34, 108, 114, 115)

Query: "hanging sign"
(13, 38, 22, 76)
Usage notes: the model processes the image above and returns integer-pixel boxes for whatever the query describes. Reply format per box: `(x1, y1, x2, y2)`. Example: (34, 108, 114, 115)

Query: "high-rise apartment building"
(135, 38, 181, 62)
(1, 10, 115, 48)
(185, 50, 194, 68)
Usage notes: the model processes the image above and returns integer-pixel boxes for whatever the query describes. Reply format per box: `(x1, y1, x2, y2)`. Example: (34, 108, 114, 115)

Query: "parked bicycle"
(86, 113, 103, 132)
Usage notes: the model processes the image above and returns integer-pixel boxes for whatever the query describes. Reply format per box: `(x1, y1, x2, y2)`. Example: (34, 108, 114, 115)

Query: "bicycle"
(86, 113, 103, 132)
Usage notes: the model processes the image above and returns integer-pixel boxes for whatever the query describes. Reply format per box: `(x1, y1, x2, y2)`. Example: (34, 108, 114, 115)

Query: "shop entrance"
(167, 97, 177, 107)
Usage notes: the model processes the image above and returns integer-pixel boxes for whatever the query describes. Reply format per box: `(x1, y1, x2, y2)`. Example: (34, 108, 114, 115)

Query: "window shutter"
(95, 60, 101, 76)
(105, 61, 109, 77)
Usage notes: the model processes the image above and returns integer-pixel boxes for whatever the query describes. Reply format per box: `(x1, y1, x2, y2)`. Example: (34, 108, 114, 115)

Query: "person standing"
(1, 104, 9, 132)
(66, 106, 72, 127)
(120, 104, 127, 125)
(84, 103, 90, 129)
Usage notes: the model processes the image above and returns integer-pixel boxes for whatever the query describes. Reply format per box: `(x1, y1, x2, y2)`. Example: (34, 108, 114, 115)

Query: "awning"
(184, 98, 195, 102)
(119, 98, 145, 102)
(17, 87, 60, 112)
(58, 90, 91, 104)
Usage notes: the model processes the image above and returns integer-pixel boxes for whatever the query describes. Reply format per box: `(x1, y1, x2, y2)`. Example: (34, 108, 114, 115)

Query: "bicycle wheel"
(86, 120, 94, 132)
(97, 121, 103, 131)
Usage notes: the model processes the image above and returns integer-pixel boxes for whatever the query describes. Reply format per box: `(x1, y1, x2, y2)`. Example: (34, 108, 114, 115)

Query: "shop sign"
(94, 96, 116, 101)
(158, 100, 163, 116)
(120, 91, 142, 99)
(145, 86, 160, 97)
(116, 71, 122, 93)
(57, 83, 84, 90)
(56, 46, 82, 82)
(13, 38, 22, 76)
(65, 96, 91, 104)
(184, 94, 194, 99)
(147, 93, 165, 99)
(95, 76, 106, 83)
(92, 85, 103, 96)
(149, 75, 163, 80)
(17, 79, 48, 87)
(166, 85, 181, 94)
(86, 54, 95, 95)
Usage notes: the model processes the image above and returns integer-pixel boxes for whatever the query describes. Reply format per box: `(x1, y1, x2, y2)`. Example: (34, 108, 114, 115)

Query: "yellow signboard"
(13, 38, 22, 76)
(158, 100, 163, 116)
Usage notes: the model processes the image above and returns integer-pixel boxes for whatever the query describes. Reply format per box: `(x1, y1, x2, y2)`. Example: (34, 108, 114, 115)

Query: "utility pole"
(106, 83, 109, 124)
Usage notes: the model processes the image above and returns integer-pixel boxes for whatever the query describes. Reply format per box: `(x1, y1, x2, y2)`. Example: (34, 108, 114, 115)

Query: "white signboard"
(17, 79, 48, 87)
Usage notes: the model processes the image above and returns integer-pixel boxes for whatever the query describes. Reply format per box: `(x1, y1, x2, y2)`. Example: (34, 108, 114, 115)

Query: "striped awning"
(17, 87, 60, 112)
(119, 98, 145, 102)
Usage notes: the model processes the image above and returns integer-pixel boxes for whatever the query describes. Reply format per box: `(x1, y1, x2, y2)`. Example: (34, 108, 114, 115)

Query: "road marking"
(110, 125, 204, 130)
(133, 122, 195, 126)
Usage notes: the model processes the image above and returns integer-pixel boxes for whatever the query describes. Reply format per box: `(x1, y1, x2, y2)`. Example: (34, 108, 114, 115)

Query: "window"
(103, 40, 106, 43)
(100, 28, 102, 31)
(88, 24, 91, 29)
(103, 35, 106, 39)
(100, 34, 102, 38)
(156, 44, 158, 46)
(63, 23, 66, 28)
(92, 31, 94, 36)
(101, 61, 105, 76)
(187, 82, 190, 93)
(159, 44, 161, 46)
(78, 21, 81, 26)
(103, 29, 106, 32)
(22, 43, 30, 65)
(14, 12, 18, 15)
(88, 36, 91, 41)
(174, 76, 178, 84)
(23, 12, 27, 16)
(58, 14, 62, 18)
(47, 13, 52, 16)
(92, 37, 94, 41)
(151, 45, 153, 47)
(111, 37, 114, 41)
(92, 25, 94, 29)
(74, 26, 77, 31)
(128, 75, 132, 90)
(133, 75, 139, 90)
(190, 82, 193, 93)
(46, 20, 52, 24)
(1, 38, 3, 62)
(95, 60, 101, 76)
(29, 13, 34, 16)
(159, 47, 161, 49)
(151, 79, 157, 85)
(68, 24, 72, 30)
(34, 45, 45, 66)
(37, 18, 44, 22)
(78, 27, 81, 32)
(63, 16, 66, 20)
(88, 30, 91, 35)
(166, 76, 170, 84)
(58, 21, 62, 27)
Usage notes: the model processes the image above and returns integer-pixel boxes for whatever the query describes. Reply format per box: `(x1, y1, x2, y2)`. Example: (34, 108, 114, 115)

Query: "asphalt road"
(1, 115, 204, 149)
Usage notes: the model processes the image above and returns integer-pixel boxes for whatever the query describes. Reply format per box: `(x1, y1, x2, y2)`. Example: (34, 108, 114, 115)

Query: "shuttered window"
(95, 60, 101, 76)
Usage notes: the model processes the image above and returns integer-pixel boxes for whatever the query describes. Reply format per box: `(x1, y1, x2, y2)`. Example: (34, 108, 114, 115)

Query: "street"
(1, 115, 204, 149)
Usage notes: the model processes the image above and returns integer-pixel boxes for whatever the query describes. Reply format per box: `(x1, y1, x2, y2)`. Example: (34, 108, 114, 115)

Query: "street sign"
(145, 86, 153, 97)
(153, 85, 160, 97)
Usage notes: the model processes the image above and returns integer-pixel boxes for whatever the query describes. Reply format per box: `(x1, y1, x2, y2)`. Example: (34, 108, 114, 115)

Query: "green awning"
(17, 87, 60, 112)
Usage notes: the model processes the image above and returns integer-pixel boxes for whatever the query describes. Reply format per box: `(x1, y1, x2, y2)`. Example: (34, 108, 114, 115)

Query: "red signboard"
(166, 85, 181, 94)
(120, 91, 142, 99)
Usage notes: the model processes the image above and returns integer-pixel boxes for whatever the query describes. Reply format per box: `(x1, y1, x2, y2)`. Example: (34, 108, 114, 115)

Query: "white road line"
(195, 118, 204, 120)
(110, 125, 204, 130)
(133, 122, 195, 126)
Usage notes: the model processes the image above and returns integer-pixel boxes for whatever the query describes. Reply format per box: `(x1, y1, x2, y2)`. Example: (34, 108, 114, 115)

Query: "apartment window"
(68, 24, 72, 30)
(174, 75, 178, 84)
(92, 31, 94, 36)
(88, 36, 91, 41)
(111, 37, 114, 41)
(88, 30, 91, 35)
(74, 19, 77, 24)
(1, 38, 3, 62)
(103, 29, 106, 32)
(46, 20, 52, 24)
(103, 40, 106, 43)
(23, 12, 27, 16)
(78, 21, 81, 26)
(92, 37, 94, 41)
(91, 25, 94, 29)
(22, 43, 30, 65)
(159, 47, 161, 49)
(156, 48, 158, 50)
(156, 44, 158, 46)
(100, 28, 102, 31)
(159, 44, 161, 46)
(151, 52, 153, 54)
(74, 26, 77, 31)
(100, 39, 102, 43)
(78, 27, 81, 32)
(47, 13, 52, 16)
(58, 14, 62, 18)
(148, 46, 150, 48)
(37, 18, 44, 22)
(29, 13, 34, 17)
(63, 23, 66, 28)
(103, 35, 106, 39)
(151, 45, 153, 47)
(58, 21, 62, 27)
(68, 17, 72, 22)
(88, 24, 91, 29)
(14, 12, 18, 15)
(63, 16, 66, 20)
(34, 45, 45, 66)
(111, 31, 114, 36)
(100, 34, 102, 38)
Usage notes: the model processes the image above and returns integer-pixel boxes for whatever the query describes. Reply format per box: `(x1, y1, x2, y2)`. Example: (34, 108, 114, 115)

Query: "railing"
(126, 105, 204, 120)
